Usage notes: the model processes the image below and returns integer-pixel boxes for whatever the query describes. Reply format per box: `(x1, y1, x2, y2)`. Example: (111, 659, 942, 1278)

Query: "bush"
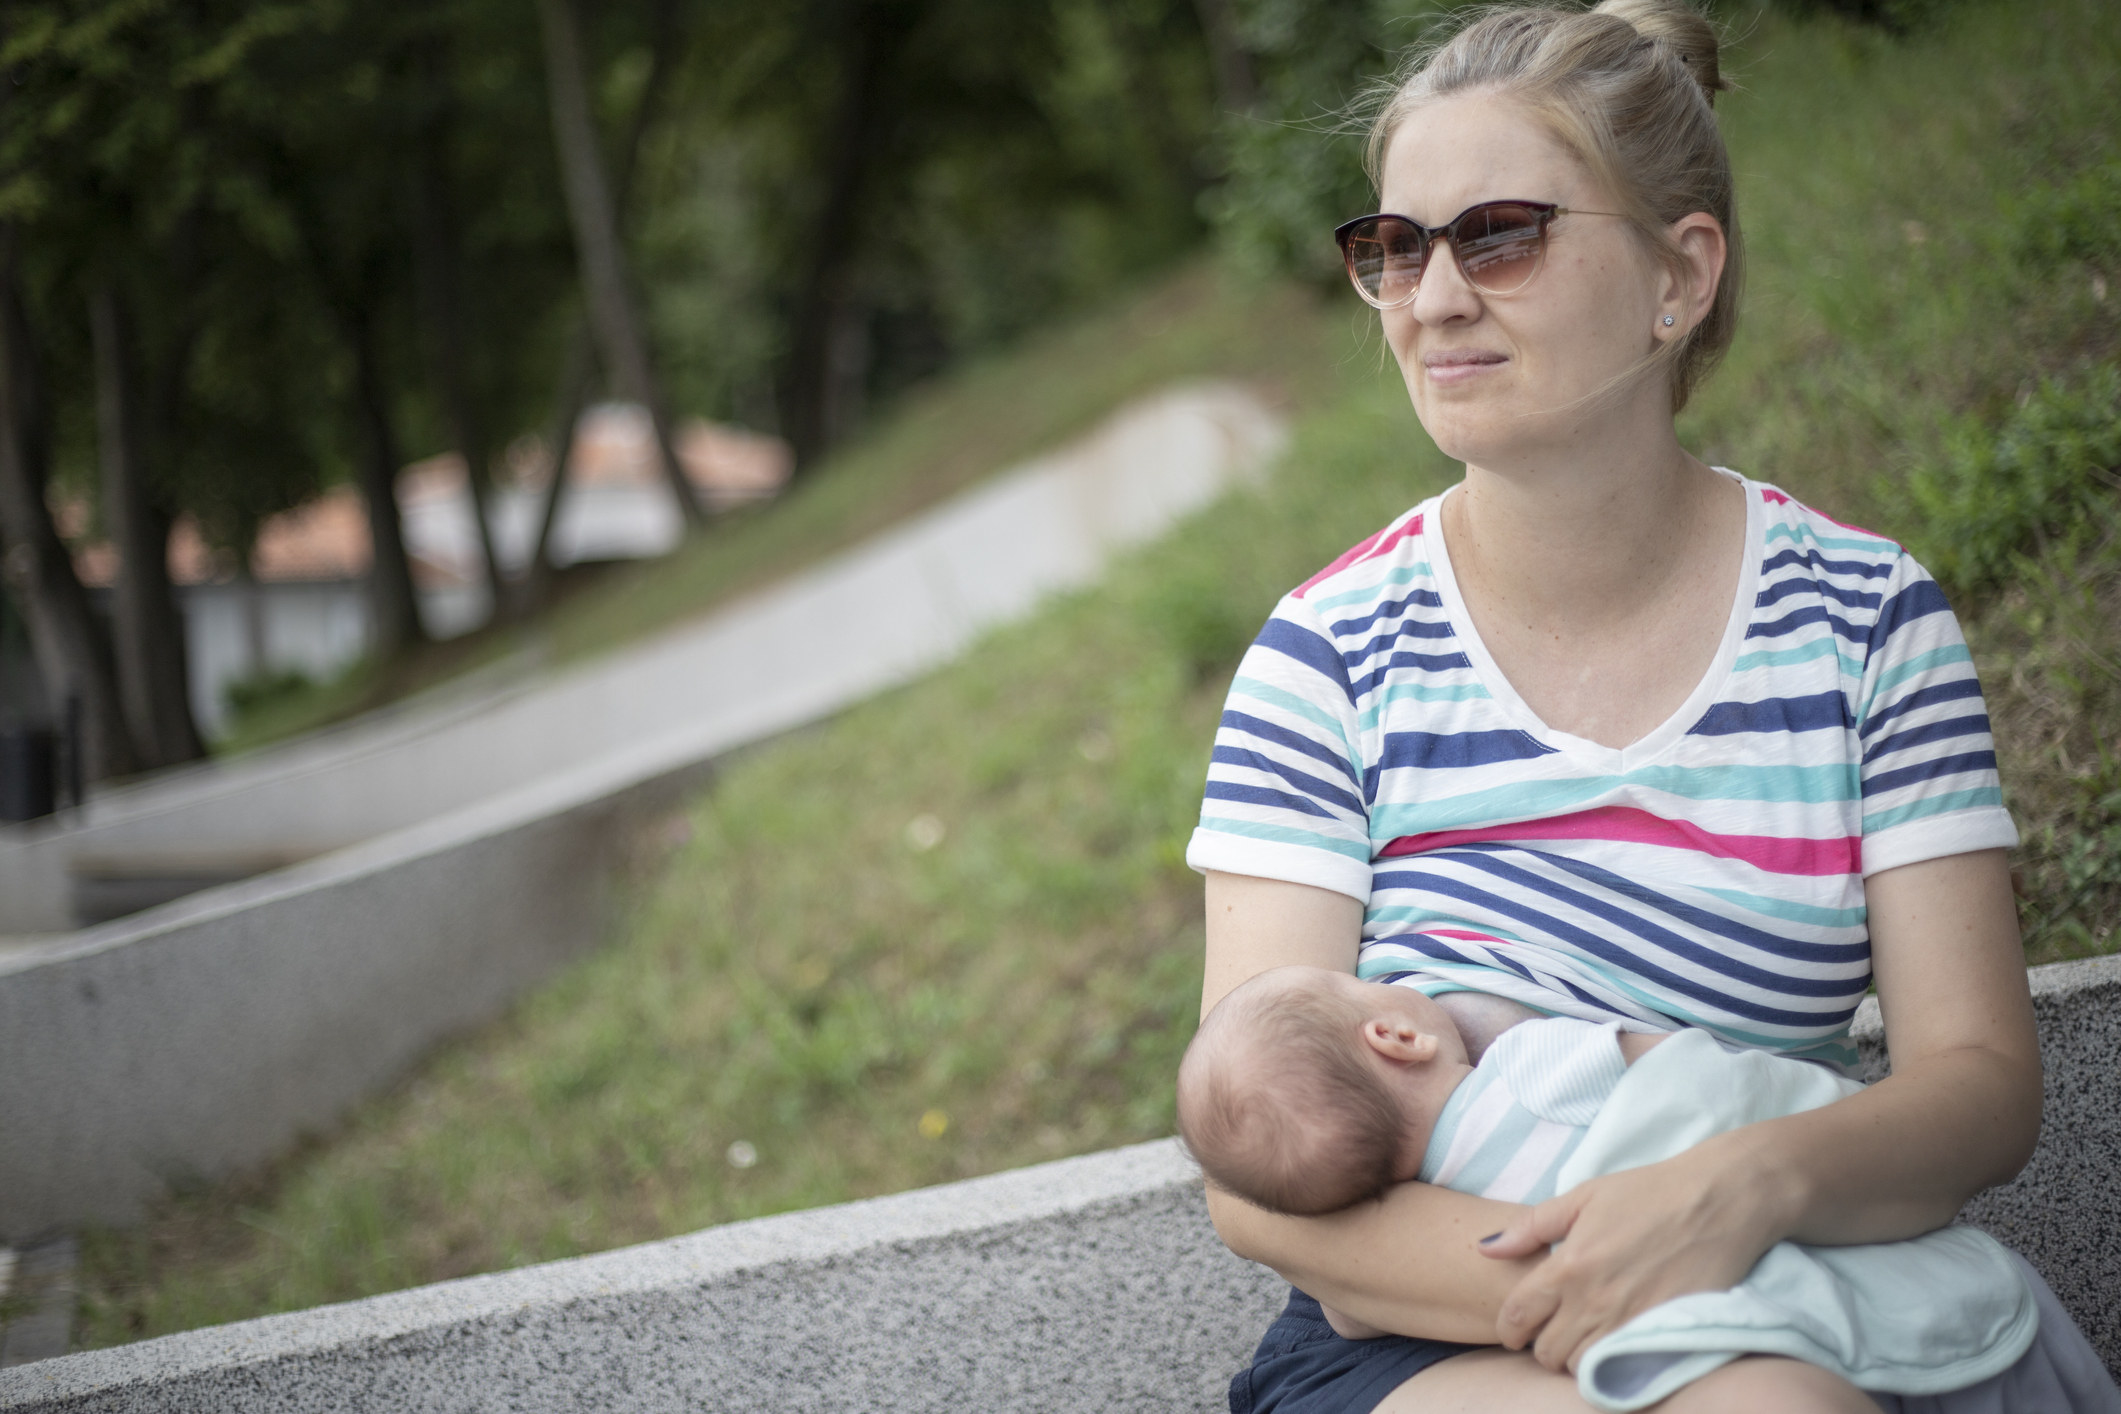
(1902, 363, 2121, 599)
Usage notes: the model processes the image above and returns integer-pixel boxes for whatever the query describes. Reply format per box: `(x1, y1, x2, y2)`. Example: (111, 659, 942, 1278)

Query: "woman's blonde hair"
(1365, 0, 1742, 412)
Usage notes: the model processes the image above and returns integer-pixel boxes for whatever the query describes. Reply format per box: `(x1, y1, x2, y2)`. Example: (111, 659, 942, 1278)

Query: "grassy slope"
(215, 264, 1343, 754)
(79, 0, 2119, 1346)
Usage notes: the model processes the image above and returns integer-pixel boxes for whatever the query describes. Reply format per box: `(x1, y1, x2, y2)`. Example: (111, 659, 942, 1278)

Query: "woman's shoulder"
(1742, 475, 1908, 574)
(1280, 496, 1445, 620)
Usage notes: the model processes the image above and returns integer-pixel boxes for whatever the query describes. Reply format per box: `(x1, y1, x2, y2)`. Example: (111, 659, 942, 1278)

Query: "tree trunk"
(523, 0, 680, 607)
(534, 0, 702, 526)
(777, 5, 899, 470)
(0, 238, 135, 781)
(349, 304, 426, 661)
(523, 324, 595, 610)
(88, 283, 202, 770)
(410, 53, 508, 619)
(1190, 0, 1258, 114)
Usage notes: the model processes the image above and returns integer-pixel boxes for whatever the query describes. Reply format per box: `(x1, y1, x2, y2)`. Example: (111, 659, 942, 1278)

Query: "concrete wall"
(0, 383, 1285, 936)
(1, 957, 2113, 1412)
(0, 384, 1287, 1233)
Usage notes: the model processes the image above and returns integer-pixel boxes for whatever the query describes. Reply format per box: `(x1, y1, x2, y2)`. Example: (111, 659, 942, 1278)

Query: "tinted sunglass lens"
(1455, 204, 1546, 295)
(1345, 218, 1424, 307)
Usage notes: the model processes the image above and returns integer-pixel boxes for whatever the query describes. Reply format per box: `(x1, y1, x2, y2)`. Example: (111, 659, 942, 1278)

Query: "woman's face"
(1376, 91, 1671, 469)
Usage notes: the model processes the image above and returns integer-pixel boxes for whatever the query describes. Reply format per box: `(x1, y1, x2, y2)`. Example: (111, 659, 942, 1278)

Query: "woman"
(1187, 2, 2112, 1410)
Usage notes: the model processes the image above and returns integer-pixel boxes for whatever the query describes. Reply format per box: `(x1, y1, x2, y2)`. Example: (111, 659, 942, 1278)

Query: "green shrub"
(1903, 363, 2121, 598)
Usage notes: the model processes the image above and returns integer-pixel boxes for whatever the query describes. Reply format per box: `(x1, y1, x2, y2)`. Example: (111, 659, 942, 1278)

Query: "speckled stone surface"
(1855, 953, 2121, 1380)
(6, 958, 2114, 1412)
(0, 1140, 1284, 1413)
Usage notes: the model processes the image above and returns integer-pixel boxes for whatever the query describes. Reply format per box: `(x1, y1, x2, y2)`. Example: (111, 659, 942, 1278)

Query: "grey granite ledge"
(6, 954, 2117, 1412)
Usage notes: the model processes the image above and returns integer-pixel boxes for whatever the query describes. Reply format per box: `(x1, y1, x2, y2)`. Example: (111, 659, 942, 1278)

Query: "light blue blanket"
(1562, 1029, 2038, 1411)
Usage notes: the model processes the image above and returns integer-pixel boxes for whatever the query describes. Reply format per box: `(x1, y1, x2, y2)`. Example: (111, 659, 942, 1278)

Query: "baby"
(1177, 966, 2049, 1412)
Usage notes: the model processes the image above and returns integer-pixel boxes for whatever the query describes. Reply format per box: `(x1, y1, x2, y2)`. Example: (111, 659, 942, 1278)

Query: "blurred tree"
(536, 0, 703, 523)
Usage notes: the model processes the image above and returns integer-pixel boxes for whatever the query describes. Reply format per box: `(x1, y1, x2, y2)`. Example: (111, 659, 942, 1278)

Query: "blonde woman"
(1188, 3, 2115, 1410)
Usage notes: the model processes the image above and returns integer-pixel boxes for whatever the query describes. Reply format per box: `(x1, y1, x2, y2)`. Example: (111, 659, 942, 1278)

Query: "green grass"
(212, 262, 1348, 754)
(76, 0, 2120, 1347)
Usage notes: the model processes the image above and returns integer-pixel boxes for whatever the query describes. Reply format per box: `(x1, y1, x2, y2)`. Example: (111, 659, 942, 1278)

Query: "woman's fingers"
(1494, 1262, 1563, 1351)
(1477, 1190, 1584, 1260)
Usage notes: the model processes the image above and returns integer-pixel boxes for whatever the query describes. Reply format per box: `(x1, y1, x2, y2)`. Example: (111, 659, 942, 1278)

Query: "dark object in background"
(0, 723, 57, 822)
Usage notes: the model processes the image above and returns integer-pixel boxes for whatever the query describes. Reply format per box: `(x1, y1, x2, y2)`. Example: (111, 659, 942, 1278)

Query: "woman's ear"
(1657, 211, 1726, 339)
(1362, 1017, 1441, 1064)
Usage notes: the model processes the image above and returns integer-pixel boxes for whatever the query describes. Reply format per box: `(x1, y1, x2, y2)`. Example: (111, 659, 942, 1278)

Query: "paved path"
(0, 383, 1286, 936)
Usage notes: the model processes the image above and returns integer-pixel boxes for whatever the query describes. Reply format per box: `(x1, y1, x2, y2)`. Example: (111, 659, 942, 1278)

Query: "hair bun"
(1594, 0, 1728, 104)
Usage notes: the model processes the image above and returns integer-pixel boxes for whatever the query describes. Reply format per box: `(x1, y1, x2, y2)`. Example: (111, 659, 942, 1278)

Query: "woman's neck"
(1445, 423, 1730, 639)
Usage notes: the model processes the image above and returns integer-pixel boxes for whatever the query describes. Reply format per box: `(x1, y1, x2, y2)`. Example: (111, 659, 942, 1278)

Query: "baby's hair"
(1178, 977, 1407, 1216)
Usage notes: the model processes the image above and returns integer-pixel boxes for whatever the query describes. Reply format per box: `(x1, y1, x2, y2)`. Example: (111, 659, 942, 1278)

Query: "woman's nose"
(1410, 239, 1483, 325)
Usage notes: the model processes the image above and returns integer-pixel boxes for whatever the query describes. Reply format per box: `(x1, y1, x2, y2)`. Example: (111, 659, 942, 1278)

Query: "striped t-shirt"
(1418, 1017, 1626, 1205)
(1186, 474, 2016, 1068)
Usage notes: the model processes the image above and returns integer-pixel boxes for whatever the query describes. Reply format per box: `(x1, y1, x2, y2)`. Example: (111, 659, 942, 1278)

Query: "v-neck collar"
(1421, 470, 1763, 776)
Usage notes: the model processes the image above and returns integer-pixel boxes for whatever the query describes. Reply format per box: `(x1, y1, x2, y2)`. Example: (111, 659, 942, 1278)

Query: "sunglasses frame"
(1333, 200, 1627, 308)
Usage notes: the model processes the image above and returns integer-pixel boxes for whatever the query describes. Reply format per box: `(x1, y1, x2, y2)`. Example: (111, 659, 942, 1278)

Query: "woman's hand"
(1477, 1128, 1794, 1371)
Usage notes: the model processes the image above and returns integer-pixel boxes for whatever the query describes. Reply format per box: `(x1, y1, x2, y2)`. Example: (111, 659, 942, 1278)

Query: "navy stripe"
(1858, 677, 1985, 739)
(1219, 709, 1361, 787)
(1755, 575, 1883, 612)
(1745, 603, 1867, 645)
(1400, 871, 1860, 1026)
(1864, 577, 1952, 667)
(1327, 588, 1446, 636)
(1350, 651, 1475, 699)
(1377, 851, 1869, 976)
(1382, 935, 1540, 985)
(1863, 713, 1992, 765)
(1255, 617, 1357, 705)
(1861, 750, 1998, 799)
(1435, 853, 1869, 995)
(1689, 691, 1851, 738)
(1377, 729, 1556, 773)
(1343, 617, 1458, 669)
(1761, 546, 1896, 581)
(1203, 779, 1344, 821)
(1487, 845, 1870, 966)
(1211, 746, 1367, 817)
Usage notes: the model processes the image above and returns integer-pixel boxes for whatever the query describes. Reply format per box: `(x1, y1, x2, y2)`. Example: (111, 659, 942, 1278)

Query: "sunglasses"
(1333, 200, 1627, 307)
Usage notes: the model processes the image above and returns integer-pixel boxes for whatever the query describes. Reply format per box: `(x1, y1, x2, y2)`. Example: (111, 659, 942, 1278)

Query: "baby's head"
(1176, 966, 1469, 1216)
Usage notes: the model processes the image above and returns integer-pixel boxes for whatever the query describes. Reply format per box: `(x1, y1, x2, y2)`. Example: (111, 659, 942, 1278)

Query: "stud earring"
(1662, 315, 1676, 327)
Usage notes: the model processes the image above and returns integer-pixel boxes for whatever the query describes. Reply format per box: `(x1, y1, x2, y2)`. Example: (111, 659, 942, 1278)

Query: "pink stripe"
(1292, 512, 1424, 598)
(1379, 805, 1860, 877)
(1762, 486, 1898, 546)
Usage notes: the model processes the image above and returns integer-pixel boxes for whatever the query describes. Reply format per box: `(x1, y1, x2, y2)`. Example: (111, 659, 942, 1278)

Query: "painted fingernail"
(1478, 1231, 1504, 1245)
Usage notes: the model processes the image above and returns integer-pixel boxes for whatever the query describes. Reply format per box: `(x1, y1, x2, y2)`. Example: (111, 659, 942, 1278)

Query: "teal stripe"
(1196, 815, 1372, 860)
(1357, 681, 1491, 733)
(1863, 643, 1974, 717)
(1360, 914, 1533, 945)
(1449, 1102, 1543, 1197)
(1733, 638, 1865, 680)
(1525, 1135, 1584, 1205)
(1418, 1066, 1490, 1181)
(1862, 788, 2005, 835)
(1310, 563, 1434, 610)
(1691, 885, 1868, 929)
(1765, 523, 1894, 552)
(1227, 676, 1360, 776)
(1369, 763, 1858, 836)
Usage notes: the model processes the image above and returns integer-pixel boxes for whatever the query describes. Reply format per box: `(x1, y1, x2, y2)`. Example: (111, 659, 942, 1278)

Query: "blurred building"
(56, 408, 790, 738)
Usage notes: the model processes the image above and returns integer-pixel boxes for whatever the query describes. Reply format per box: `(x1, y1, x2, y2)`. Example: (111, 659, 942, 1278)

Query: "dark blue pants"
(1230, 1288, 1478, 1414)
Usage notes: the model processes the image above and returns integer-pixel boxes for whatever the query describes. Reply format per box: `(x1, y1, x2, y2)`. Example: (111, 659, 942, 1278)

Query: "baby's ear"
(1362, 1018, 1440, 1063)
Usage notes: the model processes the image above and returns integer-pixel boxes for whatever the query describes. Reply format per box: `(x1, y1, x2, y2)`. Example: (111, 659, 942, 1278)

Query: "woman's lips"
(1421, 350, 1507, 386)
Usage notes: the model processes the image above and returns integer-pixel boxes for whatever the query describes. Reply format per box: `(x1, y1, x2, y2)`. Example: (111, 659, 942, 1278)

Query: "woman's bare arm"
(1480, 848, 2041, 1370)
(1200, 870, 1534, 1342)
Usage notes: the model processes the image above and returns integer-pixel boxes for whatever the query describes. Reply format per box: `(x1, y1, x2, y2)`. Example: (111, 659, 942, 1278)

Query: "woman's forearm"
(1208, 1181, 1534, 1343)
(1751, 849, 2044, 1246)
(1735, 1038, 2041, 1247)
